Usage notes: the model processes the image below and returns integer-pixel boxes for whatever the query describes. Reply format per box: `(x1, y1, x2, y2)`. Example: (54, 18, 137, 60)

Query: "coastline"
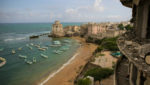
(39, 36, 97, 85)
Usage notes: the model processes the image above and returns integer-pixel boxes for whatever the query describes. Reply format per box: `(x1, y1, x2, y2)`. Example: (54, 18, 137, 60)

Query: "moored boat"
(33, 57, 36, 63)
(12, 50, 16, 54)
(19, 55, 27, 59)
(41, 54, 48, 58)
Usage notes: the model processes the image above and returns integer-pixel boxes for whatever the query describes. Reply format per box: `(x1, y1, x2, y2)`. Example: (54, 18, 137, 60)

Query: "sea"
(0, 23, 82, 85)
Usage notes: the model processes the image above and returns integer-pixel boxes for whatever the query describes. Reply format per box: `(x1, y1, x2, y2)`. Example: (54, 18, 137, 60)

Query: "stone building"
(51, 21, 64, 37)
(115, 0, 150, 85)
(88, 23, 107, 35)
(63, 25, 80, 36)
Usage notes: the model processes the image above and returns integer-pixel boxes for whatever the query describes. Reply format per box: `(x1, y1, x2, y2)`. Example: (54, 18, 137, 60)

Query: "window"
(146, 5, 150, 39)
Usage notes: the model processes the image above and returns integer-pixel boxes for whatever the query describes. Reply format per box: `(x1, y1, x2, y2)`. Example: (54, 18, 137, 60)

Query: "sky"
(0, 0, 132, 23)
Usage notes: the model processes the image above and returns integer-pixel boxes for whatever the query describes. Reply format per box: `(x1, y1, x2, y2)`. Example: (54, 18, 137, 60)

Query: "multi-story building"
(115, 0, 150, 85)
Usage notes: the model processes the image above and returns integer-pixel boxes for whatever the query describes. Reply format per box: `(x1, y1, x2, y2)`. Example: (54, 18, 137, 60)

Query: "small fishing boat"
(30, 43, 34, 46)
(19, 55, 27, 59)
(12, 50, 16, 54)
(41, 47, 48, 49)
(0, 48, 4, 52)
(33, 57, 36, 63)
(41, 54, 48, 58)
(53, 50, 63, 54)
(26, 60, 33, 65)
(38, 48, 46, 51)
(0, 57, 6, 68)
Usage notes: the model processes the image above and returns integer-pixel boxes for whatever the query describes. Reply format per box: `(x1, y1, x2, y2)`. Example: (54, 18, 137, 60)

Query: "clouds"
(0, 0, 131, 23)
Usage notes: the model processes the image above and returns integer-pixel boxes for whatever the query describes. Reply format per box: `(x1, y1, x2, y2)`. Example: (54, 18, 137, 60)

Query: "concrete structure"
(64, 25, 80, 36)
(87, 22, 126, 39)
(88, 23, 107, 35)
(51, 21, 64, 37)
(115, 0, 150, 85)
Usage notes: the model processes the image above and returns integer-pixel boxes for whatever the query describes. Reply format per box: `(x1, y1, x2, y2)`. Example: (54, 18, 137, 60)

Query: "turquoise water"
(0, 23, 82, 85)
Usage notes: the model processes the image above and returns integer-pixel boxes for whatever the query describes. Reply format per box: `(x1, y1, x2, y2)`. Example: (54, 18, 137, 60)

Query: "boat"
(29, 35, 39, 39)
(0, 48, 4, 52)
(12, 50, 16, 54)
(18, 47, 22, 50)
(53, 41, 61, 45)
(29, 47, 33, 50)
(0, 57, 6, 67)
(41, 47, 48, 49)
(31, 43, 33, 45)
(53, 50, 63, 54)
(19, 55, 27, 59)
(41, 54, 48, 58)
(26, 60, 33, 65)
(38, 48, 46, 51)
(33, 57, 36, 63)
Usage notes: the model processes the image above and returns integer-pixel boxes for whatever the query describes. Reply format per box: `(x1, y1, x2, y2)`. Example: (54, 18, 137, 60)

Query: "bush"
(86, 36, 94, 43)
(101, 37, 119, 51)
(77, 78, 91, 85)
(118, 24, 124, 30)
(125, 24, 133, 30)
(84, 68, 114, 81)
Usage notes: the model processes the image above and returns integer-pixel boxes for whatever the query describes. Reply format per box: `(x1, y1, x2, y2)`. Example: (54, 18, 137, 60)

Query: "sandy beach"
(40, 37, 97, 85)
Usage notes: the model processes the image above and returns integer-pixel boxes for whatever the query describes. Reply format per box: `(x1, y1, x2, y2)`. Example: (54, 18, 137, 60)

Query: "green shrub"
(84, 68, 114, 81)
(101, 37, 119, 51)
(125, 24, 133, 30)
(86, 36, 94, 43)
(118, 24, 124, 30)
(77, 78, 91, 85)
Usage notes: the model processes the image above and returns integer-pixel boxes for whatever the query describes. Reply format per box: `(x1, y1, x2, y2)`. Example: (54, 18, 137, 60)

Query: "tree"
(84, 68, 114, 81)
(118, 24, 124, 30)
(125, 24, 133, 30)
(77, 78, 91, 85)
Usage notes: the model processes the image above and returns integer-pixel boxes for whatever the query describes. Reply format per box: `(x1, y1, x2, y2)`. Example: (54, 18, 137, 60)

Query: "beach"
(40, 37, 97, 85)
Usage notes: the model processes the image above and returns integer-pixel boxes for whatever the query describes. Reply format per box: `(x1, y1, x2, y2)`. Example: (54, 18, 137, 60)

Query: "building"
(51, 21, 64, 37)
(115, 0, 150, 85)
(88, 23, 107, 35)
(63, 25, 80, 36)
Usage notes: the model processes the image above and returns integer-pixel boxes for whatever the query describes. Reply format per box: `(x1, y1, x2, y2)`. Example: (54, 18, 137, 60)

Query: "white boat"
(26, 60, 33, 65)
(53, 50, 63, 54)
(12, 50, 16, 54)
(41, 54, 48, 58)
(19, 55, 27, 59)
(30, 43, 34, 46)
(33, 57, 36, 63)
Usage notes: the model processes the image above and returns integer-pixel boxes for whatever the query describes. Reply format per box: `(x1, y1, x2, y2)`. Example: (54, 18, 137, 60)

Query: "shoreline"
(39, 53, 79, 85)
(39, 36, 97, 85)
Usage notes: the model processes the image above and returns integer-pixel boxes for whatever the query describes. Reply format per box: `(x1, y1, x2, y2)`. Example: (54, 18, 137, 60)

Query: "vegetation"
(118, 24, 124, 30)
(86, 36, 94, 43)
(94, 37, 119, 54)
(125, 24, 133, 30)
(77, 78, 91, 85)
(84, 68, 114, 81)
